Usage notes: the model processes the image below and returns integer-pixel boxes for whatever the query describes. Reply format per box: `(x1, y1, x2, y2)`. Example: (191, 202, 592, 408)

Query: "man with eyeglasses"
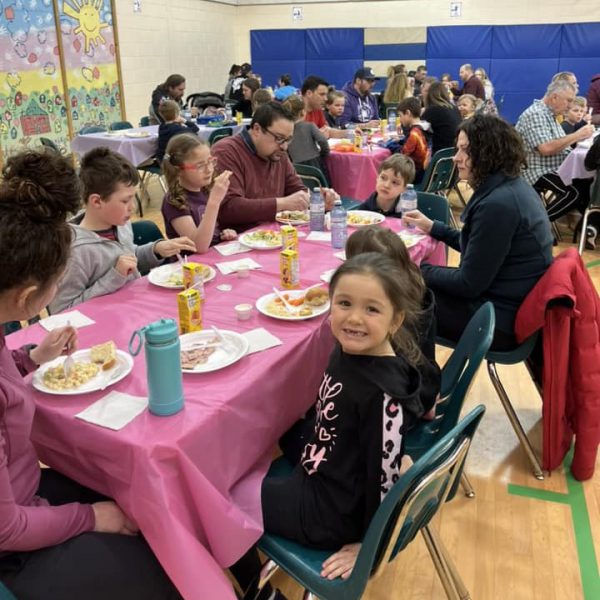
(212, 102, 339, 230)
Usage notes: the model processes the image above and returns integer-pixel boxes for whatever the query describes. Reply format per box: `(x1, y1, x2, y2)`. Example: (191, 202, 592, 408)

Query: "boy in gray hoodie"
(50, 148, 195, 314)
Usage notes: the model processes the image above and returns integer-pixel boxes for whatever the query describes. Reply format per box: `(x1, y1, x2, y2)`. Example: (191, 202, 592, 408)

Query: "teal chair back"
(406, 303, 494, 466)
(80, 125, 106, 134)
(0, 581, 18, 599)
(132, 220, 164, 246)
(258, 405, 486, 600)
(208, 127, 233, 146)
(139, 116, 151, 127)
(415, 147, 456, 195)
(109, 120, 134, 131)
(40, 137, 60, 154)
(294, 163, 328, 187)
(417, 191, 450, 226)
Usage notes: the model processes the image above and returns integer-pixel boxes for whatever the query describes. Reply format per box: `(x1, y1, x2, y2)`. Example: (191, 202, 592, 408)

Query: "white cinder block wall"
(114, 0, 600, 125)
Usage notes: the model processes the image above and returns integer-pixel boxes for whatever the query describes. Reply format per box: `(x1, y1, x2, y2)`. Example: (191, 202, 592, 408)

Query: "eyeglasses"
(262, 127, 293, 146)
(181, 157, 217, 172)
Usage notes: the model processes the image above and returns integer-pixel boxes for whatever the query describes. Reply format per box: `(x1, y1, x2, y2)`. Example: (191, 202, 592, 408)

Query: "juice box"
(380, 119, 388, 135)
(280, 225, 298, 252)
(182, 262, 205, 298)
(177, 288, 203, 334)
(280, 249, 299, 289)
(235, 111, 243, 125)
(353, 134, 362, 153)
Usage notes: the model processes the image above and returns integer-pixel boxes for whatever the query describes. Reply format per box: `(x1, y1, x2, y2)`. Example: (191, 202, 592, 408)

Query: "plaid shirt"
(516, 99, 570, 185)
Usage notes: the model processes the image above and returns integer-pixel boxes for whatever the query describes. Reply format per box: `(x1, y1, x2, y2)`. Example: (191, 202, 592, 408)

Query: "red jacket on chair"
(515, 248, 600, 480)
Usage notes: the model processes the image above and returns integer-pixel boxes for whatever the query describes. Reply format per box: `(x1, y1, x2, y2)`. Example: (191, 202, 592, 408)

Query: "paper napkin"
(214, 241, 253, 256)
(398, 231, 425, 248)
(75, 391, 148, 430)
(320, 269, 335, 284)
(39, 310, 95, 332)
(215, 258, 262, 275)
(334, 250, 346, 261)
(242, 328, 282, 354)
(306, 231, 331, 242)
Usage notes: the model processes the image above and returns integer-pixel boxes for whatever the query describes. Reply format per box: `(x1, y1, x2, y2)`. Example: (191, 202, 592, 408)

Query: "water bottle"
(182, 108, 192, 121)
(128, 318, 184, 416)
(331, 200, 347, 249)
(399, 184, 418, 230)
(388, 110, 397, 133)
(225, 105, 233, 121)
(309, 187, 325, 231)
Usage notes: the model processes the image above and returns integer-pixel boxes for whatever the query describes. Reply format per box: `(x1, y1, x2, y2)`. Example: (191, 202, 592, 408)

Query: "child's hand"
(209, 170, 232, 205)
(320, 125, 331, 139)
(220, 229, 237, 241)
(403, 209, 433, 234)
(321, 543, 361, 580)
(115, 254, 138, 277)
(154, 237, 196, 258)
(93, 501, 139, 536)
(30, 325, 78, 365)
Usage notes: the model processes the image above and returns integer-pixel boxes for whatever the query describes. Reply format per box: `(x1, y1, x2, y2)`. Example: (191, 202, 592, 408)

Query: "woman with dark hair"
(404, 114, 554, 350)
(0, 150, 183, 599)
(224, 64, 241, 101)
(149, 73, 187, 125)
(232, 77, 260, 118)
(421, 80, 462, 155)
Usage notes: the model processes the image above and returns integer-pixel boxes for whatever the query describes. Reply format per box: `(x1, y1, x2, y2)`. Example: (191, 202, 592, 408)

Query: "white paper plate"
(256, 290, 330, 321)
(275, 211, 310, 226)
(179, 330, 249, 373)
(346, 210, 386, 228)
(398, 231, 426, 248)
(32, 349, 133, 395)
(239, 231, 283, 250)
(320, 269, 335, 283)
(124, 131, 151, 138)
(147, 263, 216, 289)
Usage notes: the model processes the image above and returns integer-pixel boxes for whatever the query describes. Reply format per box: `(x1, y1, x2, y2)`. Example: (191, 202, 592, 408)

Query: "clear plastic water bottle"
(182, 108, 192, 121)
(399, 184, 418, 229)
(225, 105, 233, 121)
(331, 199, 347, 249)
(388, 110, 397, 133)
(310, 187, 325, 231)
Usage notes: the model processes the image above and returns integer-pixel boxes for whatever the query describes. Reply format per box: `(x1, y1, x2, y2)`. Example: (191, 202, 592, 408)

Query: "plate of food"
(398, 230, 425, 248)
(275, 210, 310, 226)
(347, 211, 385, 227)
(124, 131, 151, 138)
(32, 342, 133, 395)
(256, 286, 330, 321)
(179, 330, 249, 373)
(239, 230, 283, 250)
(147, 263, 216, 289)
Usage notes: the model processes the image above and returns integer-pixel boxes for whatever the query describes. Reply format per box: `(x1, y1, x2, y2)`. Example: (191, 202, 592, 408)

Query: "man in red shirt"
(452, 64, 485, 101)
(301, 75, 347, 139)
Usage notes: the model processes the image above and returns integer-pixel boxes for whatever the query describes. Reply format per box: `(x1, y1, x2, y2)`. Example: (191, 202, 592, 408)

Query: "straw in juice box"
(178, 288, 203, 334)
(280, 225, 298, 252)
(183, 262, 205, 298)
(280, 249, 299, 289)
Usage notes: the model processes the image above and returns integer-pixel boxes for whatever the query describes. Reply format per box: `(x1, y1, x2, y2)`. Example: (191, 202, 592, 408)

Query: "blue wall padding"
(251, 29, 306, 60)
(305, 59, 364, 89)
(306, 29, 364, 60)
(491, 58, 560, 93)
(496, 93, 540, 124)
(364, 43, 427, 61)
(252, 60, 306, 90)
(427, 26, 493, 58)
(426, 58, 492, 81)
(561, 23, 600, 57)
(559, 58, 600, 95)
(491, 25, 561, 58)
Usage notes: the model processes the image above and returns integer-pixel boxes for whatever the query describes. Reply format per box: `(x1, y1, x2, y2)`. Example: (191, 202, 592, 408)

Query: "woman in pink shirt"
(0, 150, 181, 599)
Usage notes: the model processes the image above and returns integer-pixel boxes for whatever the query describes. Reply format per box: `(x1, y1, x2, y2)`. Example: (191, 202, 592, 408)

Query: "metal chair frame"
(577, 169, 600, 254)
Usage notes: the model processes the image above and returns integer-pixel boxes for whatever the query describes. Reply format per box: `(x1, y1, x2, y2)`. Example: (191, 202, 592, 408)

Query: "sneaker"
(585, 225, 597, 251)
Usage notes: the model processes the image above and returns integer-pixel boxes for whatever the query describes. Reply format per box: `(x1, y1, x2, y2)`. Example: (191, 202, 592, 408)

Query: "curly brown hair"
(0, 149, 81, 295)
(457, 113, 527, 189)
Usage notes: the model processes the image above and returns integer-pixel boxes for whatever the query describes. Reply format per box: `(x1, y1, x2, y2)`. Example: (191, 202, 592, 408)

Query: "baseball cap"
(354, 67, 380, 81)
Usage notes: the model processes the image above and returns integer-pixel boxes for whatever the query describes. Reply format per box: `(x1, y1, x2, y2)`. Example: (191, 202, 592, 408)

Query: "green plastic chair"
(132, 220, 164, 275)
(417, 191, 450, 226)
(0, 581, 18, 599)
(208, 127, 233, 146)
(109, 120, 134, 131)
(139, 116, 151, 127)
(255, 405, 486, 600)
(40, 137, 60, 154)
(79, 125, 107, 134)
(415, 147, 456, 195)
(293, 163, 361, 211)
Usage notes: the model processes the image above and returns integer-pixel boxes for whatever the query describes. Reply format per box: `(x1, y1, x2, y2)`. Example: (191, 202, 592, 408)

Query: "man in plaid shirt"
(516, 79, 595, 241)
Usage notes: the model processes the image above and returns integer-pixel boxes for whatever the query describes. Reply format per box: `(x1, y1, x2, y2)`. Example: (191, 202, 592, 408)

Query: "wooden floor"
(138, 183, 600, 600)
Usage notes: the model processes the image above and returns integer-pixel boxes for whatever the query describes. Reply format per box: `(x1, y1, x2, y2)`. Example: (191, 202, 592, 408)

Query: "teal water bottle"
(129, 318, 184, 416)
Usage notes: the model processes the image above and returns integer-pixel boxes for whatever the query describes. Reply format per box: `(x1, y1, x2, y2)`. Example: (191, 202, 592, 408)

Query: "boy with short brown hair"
(397, 96, 431, 184)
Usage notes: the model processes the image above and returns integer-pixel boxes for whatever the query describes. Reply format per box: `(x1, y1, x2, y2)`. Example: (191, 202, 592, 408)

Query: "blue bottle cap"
(144, 318, 178, 344)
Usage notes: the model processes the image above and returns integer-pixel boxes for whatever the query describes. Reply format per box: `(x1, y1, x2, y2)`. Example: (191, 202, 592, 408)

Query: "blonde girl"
(161, 134, 236, 253)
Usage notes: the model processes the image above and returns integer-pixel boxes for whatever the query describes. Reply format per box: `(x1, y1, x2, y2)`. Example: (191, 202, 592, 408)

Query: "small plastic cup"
(234, 303, 253, 321)
(237, 267, 250, 279)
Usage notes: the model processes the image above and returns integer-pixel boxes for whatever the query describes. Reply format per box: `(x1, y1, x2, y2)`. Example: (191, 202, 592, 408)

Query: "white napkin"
(320, 269, 335, 283)
(75, 391, 148, 430)
(334, 250, 346, 261)
(39, 310, 95, 331)
(214, 241, 253, 256)
(215, 258, 262, 275)
(398, 231, 425, 248)
(306, 231, 331, 242)
(242, 328, 282, 354)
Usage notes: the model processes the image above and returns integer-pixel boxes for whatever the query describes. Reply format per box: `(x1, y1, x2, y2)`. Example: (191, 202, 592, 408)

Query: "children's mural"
(0, 0, 123, 158)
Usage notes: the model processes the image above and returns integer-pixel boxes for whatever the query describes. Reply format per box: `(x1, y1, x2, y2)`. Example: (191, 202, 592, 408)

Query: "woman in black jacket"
(405, 114, 554, 350)
(421, 81, 462, 155)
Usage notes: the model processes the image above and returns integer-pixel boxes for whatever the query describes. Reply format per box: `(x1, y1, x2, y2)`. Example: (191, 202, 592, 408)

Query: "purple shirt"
(0, 333, 94, 552)
(161, 189, 221, 245)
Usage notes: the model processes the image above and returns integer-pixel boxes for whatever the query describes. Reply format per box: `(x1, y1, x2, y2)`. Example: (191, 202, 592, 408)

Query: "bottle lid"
(144, 318, 178, 344)
(312, 187, 321, 193)
(334, 199, 342, 206)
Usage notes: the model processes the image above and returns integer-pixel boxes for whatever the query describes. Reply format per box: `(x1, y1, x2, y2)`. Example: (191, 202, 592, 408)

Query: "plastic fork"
(63, 320, 75, 377)
(272, 287, 298, 314)
(211, 326, 234, 352)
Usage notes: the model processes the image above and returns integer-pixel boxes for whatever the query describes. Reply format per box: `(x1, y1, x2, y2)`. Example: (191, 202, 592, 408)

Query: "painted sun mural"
(63, 0, 109, 53)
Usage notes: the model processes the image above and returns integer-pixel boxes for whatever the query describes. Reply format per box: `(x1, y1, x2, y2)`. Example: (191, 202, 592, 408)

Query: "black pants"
(0, 470, 183, 600)
(433, 289, 517, 352)
(533, 173, 591, 221)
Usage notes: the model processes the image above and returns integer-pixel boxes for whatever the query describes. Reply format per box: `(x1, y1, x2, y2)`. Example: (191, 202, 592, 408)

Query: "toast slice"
(90, 341, 117, 370)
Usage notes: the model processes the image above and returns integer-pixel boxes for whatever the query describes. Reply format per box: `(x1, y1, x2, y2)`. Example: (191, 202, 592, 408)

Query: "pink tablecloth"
(557, 143, 595, 185)
(326, 146, 391, 201)
(8, 219, 444, 600)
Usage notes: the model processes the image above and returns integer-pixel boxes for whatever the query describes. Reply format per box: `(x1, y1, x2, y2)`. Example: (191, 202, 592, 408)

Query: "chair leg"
(578, 209, 591, 255)
(245, 559, 279, 600)
(301, 591, 318, 600)
(135, 192, 144, 217)
(421, 526, 461, 600)
(425, 525, 472, 600)
(486, 361, 544, 480)
(460, 472, 475, 498)
(158, 175, 168, 194)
